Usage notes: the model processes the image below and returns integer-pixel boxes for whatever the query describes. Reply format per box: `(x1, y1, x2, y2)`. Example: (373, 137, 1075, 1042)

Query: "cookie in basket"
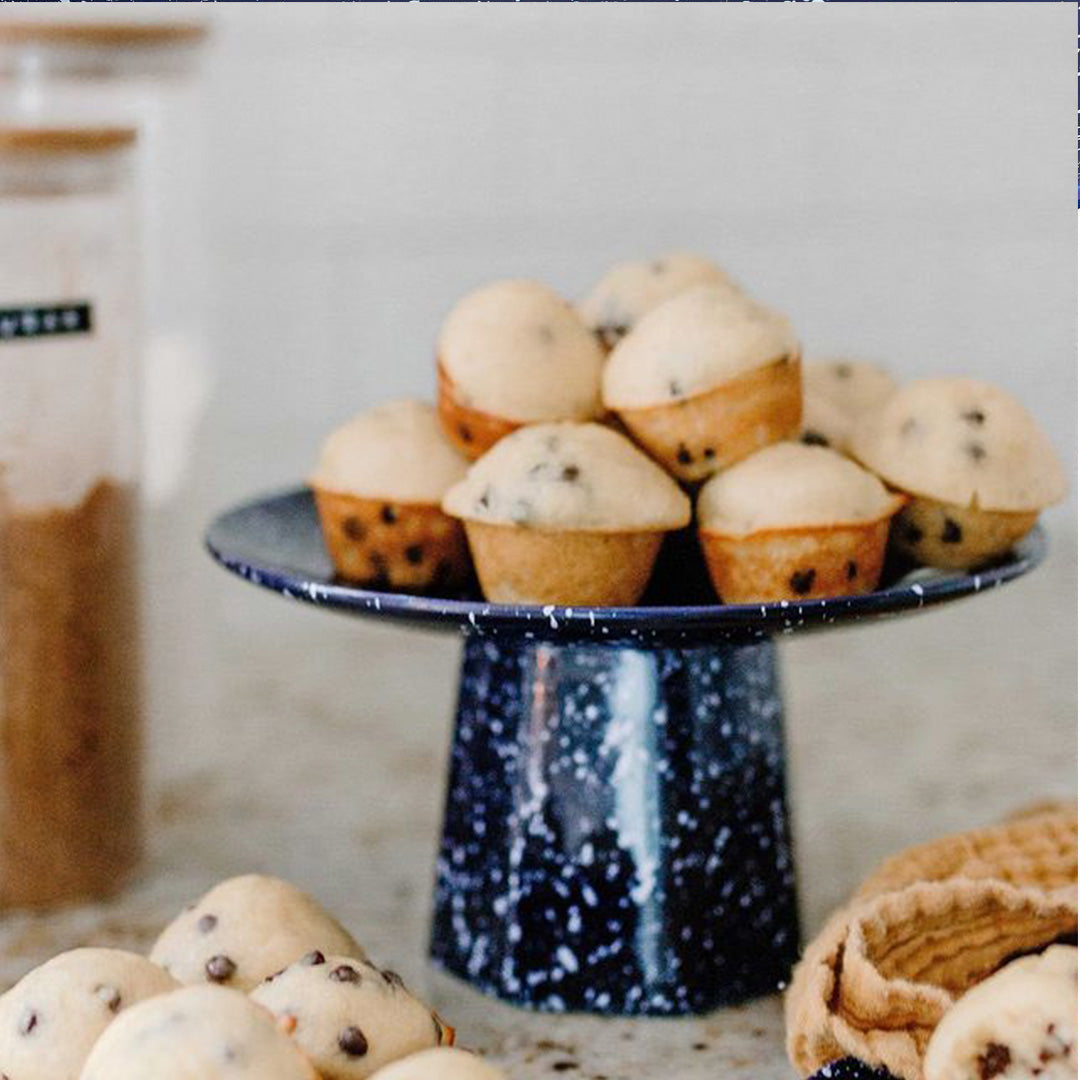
(924, 945, 1077, 1080)
(252, 953, 452, 1080)
(851, 378, 1065, 569)
(150, 874, 366, 992)
(80, 985, 318, 1080)
(801, 358, 896, 453)
(696, 442, 905, 603)
(311, 400, 471, 590)
(602, 284, 802, 481)
(578, 251, 742, 349)
(436, 279, 605, 459)
(442, 421, 690, 606)
(0, 948, 178, 1080)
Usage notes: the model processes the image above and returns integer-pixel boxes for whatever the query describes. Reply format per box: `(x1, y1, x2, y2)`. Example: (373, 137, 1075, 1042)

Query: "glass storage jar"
(0, 126, 142, 907)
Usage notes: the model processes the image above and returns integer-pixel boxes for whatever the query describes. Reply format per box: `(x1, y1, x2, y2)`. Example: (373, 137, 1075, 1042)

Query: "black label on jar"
(0, 303, 92, 342)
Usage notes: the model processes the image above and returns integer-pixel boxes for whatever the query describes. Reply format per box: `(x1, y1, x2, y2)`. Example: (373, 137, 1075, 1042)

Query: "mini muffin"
(436, 279, 605, 459)
(251, 953, 452, 1080)
(150, 874, 366, 992)
(311, 400, 471, 591)
(80, 985, 318, 1080)
(697, 442, 906, 603)
(0, 948, 178, 1080)
(602, 284, 802, 482)
(851, 378, 1065, 569)
(801, 358, 897, 452)
(370, 1048, 506, 1080)
(441, 422, 690, 606)
(578, 251, 742, 349)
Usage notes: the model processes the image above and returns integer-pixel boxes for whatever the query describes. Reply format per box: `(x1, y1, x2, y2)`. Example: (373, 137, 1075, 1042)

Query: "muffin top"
(804, 359, 896, 418)
(802, 359, 897, 452)
(442, 422, 691, 532)
(698, 442, 901, 536)
(851, 377, 1066, 512)
(578, 252, 741, 347)
(437, 279, 605, 423)
(311, 400, 468, 504)
(602, 284, 799, 409)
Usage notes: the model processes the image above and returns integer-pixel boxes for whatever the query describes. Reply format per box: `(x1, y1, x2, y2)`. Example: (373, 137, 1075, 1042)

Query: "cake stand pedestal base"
(430, 634, 800, 1015)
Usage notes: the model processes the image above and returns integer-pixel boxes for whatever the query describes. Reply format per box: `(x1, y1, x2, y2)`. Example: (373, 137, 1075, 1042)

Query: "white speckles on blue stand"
(430, 635, 800, 1015)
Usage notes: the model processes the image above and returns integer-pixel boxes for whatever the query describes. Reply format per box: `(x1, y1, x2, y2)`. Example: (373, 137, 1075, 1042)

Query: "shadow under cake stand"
(206, 487, 1045, 1017)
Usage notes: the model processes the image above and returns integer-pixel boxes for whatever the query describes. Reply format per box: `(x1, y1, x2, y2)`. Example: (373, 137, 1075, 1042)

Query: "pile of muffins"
(311, 253, 1065, 607)
(0, 873, 502, 1080)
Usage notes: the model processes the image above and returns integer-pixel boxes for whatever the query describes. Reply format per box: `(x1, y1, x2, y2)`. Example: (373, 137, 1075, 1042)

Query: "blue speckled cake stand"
(206, 488, 1045, 1017)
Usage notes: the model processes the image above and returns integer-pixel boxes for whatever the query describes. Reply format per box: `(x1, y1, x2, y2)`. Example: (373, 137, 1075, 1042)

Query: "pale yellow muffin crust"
(437, 279, 604, 423)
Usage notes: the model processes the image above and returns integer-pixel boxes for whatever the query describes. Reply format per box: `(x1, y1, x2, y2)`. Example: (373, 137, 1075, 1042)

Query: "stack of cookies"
(0, 874, 503, 1080)
(311, 254, 1065, 607)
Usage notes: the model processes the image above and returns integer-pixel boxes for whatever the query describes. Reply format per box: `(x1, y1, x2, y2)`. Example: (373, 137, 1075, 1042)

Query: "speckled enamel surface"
(430, 636, 799, 1014)
(205, 489, 1045, 645)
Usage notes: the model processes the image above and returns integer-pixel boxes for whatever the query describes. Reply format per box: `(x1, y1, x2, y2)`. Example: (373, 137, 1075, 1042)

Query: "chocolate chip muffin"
(150, 875, 366, 992)
(251, 954, 452, 1080)
(442, 422, 690, 606)
(0, 948, 178, 1080)
(851, 378, 1065, 569)
(436, 279, 605, 459)
(370, 1048, 506, 1080)
(311, 400, 471, 591)
(801, 358, 896, 453)
(602, 284, 802, 482)
(578, 251, 742, 349)
(697, 442, 905, 603)
(80, 985, 318, 1080)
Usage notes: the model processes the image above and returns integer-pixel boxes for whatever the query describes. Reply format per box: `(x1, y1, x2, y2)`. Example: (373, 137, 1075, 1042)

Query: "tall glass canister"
(0, 126, 142, 907)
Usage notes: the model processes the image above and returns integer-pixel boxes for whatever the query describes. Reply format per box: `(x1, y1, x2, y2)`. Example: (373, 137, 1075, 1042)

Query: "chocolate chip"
(561, 465, 580, 482)
(197, 913, 217, 934)
(846, 560, 858, 580)
(833, 363, 852, 379)
(966, 441, 987, 463)
(329, 964, 361, 983)
(941, 518, 963, 544)
(903, 522, 924, 545)
(668, 379, 683, 398)
(977, 1043, 1011, 1080)
(676, 444, 693, 466)
(692, 1042, 708, 1051)
(301, 950, 326, 966)
(962, 408, 986, 425)
(597, 324, 628, 348)
(552, 1062, 579, 1072)
(703, 446, 716, 460)
(381, 969, 405, 989)
(205, 955, 236, 983)
(18, 1009, 38, 1036)
(380, 504, 398, 525)
(342, 517, 366, 541)
(477, 488, 491, 510)
(94, 984, 122, 1013)
(801, 431, 830, 447)
(458, 423, 473, 444)
(789, 569, 816, 595)
(338, 1026, 369, 1057)
(405, 544, 424, 565)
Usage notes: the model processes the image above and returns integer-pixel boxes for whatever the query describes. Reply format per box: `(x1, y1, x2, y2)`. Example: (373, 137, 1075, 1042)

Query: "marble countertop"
(0, 507, 1074, 1079)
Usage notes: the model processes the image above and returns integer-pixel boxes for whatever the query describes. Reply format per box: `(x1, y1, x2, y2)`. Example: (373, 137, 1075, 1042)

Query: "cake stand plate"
(206, 487, 1045, 1016)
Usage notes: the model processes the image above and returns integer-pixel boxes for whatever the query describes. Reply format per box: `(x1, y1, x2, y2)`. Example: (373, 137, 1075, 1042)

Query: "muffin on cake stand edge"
(206, 486, 1046, 1018)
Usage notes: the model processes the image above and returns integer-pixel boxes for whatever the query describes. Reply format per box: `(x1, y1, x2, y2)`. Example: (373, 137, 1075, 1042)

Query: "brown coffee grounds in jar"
(0, 480, 141, 908)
